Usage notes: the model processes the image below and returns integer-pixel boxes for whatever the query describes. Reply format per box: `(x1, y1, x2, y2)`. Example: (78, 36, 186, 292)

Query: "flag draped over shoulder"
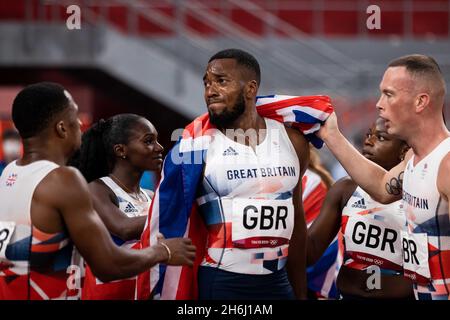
(136, 95, 333, 300)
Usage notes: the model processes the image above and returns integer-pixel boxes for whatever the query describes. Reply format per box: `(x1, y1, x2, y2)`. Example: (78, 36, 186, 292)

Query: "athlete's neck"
(18, 138, 68, 166)
(217, 107, 267, 149)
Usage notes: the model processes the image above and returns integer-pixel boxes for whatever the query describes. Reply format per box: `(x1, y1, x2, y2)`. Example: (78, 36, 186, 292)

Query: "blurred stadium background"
(1, 0, 449, 179)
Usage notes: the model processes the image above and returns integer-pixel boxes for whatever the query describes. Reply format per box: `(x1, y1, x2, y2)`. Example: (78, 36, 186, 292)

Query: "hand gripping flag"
(136, 95, 333, 300)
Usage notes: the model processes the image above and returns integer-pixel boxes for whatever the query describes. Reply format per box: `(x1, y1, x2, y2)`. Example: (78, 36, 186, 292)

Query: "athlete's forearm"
(324, 131, 391, 202)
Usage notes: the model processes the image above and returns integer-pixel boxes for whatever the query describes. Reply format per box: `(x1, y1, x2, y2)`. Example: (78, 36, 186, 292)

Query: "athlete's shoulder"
(284, 125, 308, 146)
(31, 166, 91, 214)
(284, 126, 309, 172)
(328, 176, 358, 206)
(38, 166, 90, 197)
(89, 178, 114, 193)
(46, 165, 86, 183)
(333, 176, 357, 191)
(440, 151, 450, 165)
(284, 126, 308, 155)
(88, 178, 117, 202)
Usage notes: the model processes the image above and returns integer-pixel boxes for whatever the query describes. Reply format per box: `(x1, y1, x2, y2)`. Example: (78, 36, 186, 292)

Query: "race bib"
(230, 198, 294, 249)
(344, 216, 403, 270)
(401, 231, 431, 285)
(0, 221, 16, 260)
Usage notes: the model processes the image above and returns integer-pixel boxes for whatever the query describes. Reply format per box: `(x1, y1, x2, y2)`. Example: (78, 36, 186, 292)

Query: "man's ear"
(245, 80, 258, 99)
(415, 93, 430, 113)
(113, 144, 127, 159)
(55, 121, 67, 139)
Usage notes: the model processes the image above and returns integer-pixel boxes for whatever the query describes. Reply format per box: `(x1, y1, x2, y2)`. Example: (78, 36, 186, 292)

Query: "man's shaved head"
(208, 48, 261, 86)
(388, 54, 446, 106)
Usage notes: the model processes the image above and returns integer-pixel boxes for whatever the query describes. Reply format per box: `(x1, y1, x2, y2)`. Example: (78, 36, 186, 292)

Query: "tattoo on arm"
(385, 171, 404, 196)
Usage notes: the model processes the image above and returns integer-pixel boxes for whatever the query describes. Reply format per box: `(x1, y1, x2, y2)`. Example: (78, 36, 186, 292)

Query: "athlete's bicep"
(48, 168, 119, 273)
(378, 150, 411, 204)
(437, 153, 450, 205)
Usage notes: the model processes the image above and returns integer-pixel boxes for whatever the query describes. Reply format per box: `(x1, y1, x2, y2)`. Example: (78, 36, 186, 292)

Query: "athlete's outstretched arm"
(88, 180, 146, 241)
(286, 127, 309, 299)
(318, 113, 410, 204)
(307, 178, 356, 265)
(36, 167, 196, 283)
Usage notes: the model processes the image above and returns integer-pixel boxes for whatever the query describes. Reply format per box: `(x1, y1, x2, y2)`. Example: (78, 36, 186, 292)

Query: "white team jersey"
(402, 137, 450, 299)
(0, 160, 59, 276)
(0, 160, 58, 232)
(341, 186, 407, 272)
(196, 118, 300, 274)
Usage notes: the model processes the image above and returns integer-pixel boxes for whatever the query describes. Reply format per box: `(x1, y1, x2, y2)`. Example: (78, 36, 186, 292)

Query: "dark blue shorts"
(198, 266, 296, 300)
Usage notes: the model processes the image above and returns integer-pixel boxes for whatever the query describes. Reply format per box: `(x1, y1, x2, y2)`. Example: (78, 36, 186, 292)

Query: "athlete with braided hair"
(73, 114, 166, 299)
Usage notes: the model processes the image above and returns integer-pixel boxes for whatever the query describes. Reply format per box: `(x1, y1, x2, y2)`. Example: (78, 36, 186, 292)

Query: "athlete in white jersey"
(100, 177, 151, 224)
(71, 114, 165, 300)
(198, 49, 309, 299)
(318, 55, 450, 299)
(197, 118, 299, 274)
(82, 176, 152, 299)
(0, 160, 79, 299)
(309, 118, 413, 299)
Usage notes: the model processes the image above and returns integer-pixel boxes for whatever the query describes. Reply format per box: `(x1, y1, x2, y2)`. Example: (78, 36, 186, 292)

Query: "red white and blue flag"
(136, 95, 333, 300)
